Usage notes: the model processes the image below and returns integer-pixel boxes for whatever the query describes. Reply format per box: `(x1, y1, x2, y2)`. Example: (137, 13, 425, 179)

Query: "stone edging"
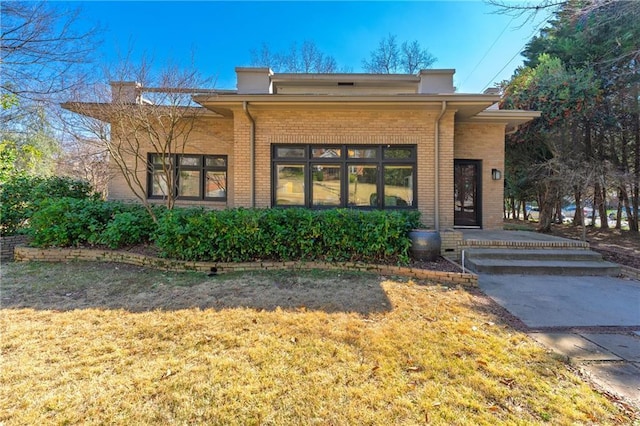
(461, 239, 590, 250)
(14, 247, 478, 287)
(1, 235, 31, 261)
(619, 265, 640, 281)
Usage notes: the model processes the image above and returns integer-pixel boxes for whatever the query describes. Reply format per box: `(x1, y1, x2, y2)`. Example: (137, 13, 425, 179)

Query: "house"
(63, 67, 539, 253)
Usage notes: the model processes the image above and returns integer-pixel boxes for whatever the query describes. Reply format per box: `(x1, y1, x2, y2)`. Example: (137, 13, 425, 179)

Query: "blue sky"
(70, 1, 551, 93)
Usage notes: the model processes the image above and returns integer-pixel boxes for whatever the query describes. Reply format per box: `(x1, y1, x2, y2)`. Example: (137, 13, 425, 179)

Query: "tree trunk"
(573, 188, 583, 226)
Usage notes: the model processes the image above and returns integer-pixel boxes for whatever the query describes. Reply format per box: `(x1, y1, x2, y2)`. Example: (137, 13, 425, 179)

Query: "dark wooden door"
(454, 160, 481, 227)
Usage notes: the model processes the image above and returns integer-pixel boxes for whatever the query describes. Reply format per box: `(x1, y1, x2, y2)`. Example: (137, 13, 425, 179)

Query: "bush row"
(24, 197, 421, 264)
(154, 207, 421, 264)
(7, 176, 422, 264)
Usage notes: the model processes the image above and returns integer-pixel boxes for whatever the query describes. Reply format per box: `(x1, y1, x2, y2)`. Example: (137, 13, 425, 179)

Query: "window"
(148, 154, 227, 201)
(272, 145, 416, 209)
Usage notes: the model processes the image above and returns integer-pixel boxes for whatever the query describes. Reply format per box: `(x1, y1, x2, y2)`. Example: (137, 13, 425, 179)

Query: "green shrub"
(27, 199, 160, 248)
(99, 205, 160, 249)
(28, 198, 117, 247)
(154, 207, 421, 264)
(0, 175, 96, 235)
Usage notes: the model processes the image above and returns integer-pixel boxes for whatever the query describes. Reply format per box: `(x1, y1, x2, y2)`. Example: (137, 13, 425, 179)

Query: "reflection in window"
(383, 165, 413, 206)
(206, 171, 227, 198)
(311, 148, 341, 159)
(276, 147, 305, 158)
(275, 165, 305, 206)
(148, 154, 227, 201)
(272, 144, 416, 209)
(348, 165, 378, 206)
(152, 170, 169, 197)
(348, 148, 377, 159)
(384, 147, 413, 160)
(178, 170, 200, 197)
(312, 165, 341, 206)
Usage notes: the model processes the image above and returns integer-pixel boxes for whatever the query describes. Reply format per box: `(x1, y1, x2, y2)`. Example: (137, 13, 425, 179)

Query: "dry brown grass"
(0, 262, 631, 425)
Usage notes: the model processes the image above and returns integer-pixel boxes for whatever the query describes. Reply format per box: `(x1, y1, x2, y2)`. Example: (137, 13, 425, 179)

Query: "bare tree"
(250, 40, 338, 73)
(362, 34, 436, 74)
(62, 58, 215, 220)
(362, 34, 400, 74)
(401, 40, 437, 74)
(56, 138, 112, 197)
(1, 2, 99, 122)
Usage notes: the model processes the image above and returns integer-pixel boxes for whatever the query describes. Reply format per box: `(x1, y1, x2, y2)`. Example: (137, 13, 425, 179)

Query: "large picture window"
(272, 145, 416, 209)
(148, 154, 227, 201)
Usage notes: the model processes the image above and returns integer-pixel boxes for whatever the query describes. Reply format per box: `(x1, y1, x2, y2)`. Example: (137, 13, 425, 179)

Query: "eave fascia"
(461, 109, 541, 123)
(461, 109, 541, 134)
(193, 93, 500, 104)
(61, 101, 226, 122)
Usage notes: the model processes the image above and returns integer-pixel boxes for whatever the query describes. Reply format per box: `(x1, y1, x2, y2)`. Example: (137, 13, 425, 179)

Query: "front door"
(454, 160, 481, 227)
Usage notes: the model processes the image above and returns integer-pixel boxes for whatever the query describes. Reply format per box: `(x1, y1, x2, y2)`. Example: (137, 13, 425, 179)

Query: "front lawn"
(1, 262, 630, 424)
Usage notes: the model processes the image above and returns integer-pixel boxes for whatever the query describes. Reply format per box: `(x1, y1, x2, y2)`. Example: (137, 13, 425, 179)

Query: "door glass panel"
(275, 165, 305, 206)
(454, 162, 479, 226)
(205, 171, 226, 198)
(383, 165, 413, 206)
(178, 170, 200, 197)
(312, 164, 341, 206)
(348, 165, 378, 206)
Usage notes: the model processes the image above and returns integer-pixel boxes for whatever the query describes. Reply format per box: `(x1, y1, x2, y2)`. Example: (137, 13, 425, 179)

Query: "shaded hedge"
(28, 198, 162, 249)
(0, 176, 96, 235)
(25, 197, 421, 264)
(154, 208, 421, 264)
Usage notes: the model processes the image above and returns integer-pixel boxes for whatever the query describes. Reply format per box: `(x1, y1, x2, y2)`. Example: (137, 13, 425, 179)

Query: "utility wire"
(460, 16, 516, 89)
(481, 17, 549, 91)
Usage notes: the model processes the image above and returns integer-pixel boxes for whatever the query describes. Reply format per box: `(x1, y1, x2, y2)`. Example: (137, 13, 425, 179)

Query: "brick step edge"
(14, 246, 478, 287)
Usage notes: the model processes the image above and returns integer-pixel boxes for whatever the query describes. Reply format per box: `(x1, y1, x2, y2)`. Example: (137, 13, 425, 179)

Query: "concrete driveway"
(479, 274, 640, 328)
(479, 273, 640, 408)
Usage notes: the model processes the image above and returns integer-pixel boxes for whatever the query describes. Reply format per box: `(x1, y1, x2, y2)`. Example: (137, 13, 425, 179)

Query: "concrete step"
(463, 248, 603, 262)
(464, 258, 621, 276)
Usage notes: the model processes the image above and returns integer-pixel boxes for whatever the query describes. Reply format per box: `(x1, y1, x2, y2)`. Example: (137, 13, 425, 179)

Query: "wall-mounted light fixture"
(491, 168, 502, 180)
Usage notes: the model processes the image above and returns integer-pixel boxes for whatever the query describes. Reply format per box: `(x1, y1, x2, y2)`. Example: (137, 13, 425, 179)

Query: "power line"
(482, 18, 549, 91)
(460, 16, 516, 89)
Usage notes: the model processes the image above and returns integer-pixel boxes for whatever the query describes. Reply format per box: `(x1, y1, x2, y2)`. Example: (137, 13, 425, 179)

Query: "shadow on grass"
(2, 261, 393, 315)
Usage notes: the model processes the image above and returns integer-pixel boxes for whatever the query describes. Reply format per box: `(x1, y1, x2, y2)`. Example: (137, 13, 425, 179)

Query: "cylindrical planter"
(408, 229, 441, 261)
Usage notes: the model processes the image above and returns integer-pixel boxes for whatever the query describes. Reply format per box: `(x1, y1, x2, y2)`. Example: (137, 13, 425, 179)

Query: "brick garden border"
(1, 235, 31, 262)
(14, 246, 478, 287)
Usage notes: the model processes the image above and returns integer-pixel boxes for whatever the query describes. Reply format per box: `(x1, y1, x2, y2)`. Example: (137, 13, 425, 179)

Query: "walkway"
(466, 229, 640, 409)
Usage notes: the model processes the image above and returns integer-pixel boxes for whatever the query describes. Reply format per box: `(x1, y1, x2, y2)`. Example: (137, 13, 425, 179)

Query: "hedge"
(154, 207, 421, 264)
(24, 196, 421, 264)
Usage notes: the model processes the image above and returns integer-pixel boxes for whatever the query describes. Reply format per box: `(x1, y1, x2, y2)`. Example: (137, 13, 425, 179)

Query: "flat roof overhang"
(192, 93, 503, 119)
(461, 110, 542, 133)
(61, 102, 225, 122)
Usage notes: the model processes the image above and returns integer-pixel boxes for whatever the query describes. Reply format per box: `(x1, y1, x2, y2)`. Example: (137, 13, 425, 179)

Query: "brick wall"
(108, 116, 235, 209)
(249, 106, 442, 227)
(1, 235, 31, 261)
(107, 105, 508, 231)
(454, 122, 506, 230)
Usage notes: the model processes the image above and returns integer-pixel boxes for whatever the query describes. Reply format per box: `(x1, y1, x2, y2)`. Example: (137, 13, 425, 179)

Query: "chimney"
(235, 67, 273, 94)
(110, 81, 142, 104)
(418, 69, 455, 94)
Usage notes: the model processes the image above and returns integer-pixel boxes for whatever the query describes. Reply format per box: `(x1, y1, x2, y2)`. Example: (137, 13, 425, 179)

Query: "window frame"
(272, 144, 417, 209)
(147, 153, 227, 202)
